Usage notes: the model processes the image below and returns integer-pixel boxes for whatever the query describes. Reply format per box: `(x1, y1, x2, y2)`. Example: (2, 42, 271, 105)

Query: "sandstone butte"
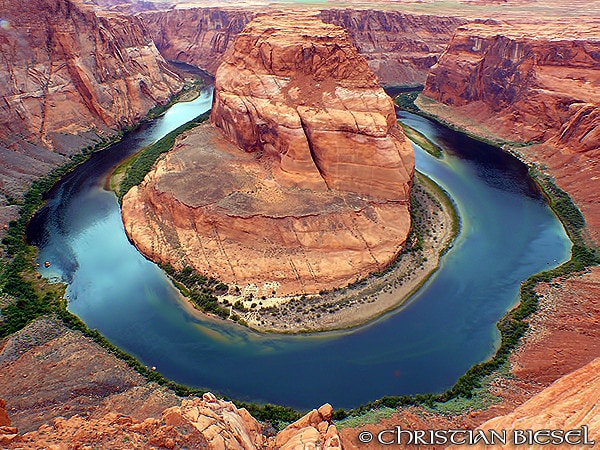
(420, 21, 600, 244)
(0, 0, 182, 229)
(121, 13, 415, 297)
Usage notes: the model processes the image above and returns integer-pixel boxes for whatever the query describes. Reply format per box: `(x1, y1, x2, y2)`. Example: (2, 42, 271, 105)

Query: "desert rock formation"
(420, 21, 600, 243)
(318, 9, 466, 86)
(211, 13, 414, 199)
(0, 0, 182, 229)
(141, 7, 256, 75)
(122, 13, 414, 297)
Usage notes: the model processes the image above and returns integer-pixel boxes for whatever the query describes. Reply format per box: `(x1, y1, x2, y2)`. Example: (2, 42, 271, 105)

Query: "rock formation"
(272, 403, 342, 450)
(0, 398, 17, 448)
(0, 0, 182, 229)
(211, 13, 414, 199)
(122, 13, 414, 297)
(420, 21, 600, 243)
(140, 7, 465, 86)
(453, 357, 600, 449)
(141, 7, 256, 75)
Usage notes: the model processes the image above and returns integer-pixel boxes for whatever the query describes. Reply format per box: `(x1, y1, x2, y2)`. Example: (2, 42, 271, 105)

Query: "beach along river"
(27, 90, 571, 409)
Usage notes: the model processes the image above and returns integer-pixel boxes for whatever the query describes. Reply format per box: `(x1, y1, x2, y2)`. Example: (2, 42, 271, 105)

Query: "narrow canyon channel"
(26, 89, 571, 409)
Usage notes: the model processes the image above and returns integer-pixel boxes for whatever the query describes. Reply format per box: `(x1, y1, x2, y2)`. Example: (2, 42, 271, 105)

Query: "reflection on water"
(27, 96, 571, 409)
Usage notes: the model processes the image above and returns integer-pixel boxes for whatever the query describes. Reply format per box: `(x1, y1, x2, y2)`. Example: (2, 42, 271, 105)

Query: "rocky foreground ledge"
(122, 13, 414, 298)
(1, 392, 341, 449)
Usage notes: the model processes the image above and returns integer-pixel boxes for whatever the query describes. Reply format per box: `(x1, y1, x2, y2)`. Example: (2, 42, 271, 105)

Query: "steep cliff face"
(318, 9, 466, 86)
(122, 13, 414, 297)
(140, 7, 465, 86)
(141, 8, 255, 75)
(212, 13, 414, 199)
(0, 0, 182, 227)
(420, 22, 600, 243)
(423, 23, 600, 143)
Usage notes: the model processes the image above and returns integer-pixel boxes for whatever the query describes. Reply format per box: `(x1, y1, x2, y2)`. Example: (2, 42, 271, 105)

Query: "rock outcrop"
(420, 21, 600, 243)
(458, 357, 600, 449)
(8, 394, 260, 449)
(2, 391, 345, 449)
(0, 0, 182, 229)
(122, 13, 414, 297)
(270, 403, 342, 450)
(0, 398, 18, 447)
(140, 7, 465, 86)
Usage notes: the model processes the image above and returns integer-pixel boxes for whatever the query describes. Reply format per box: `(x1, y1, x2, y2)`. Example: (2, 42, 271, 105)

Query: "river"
(27, 89, 571, 409)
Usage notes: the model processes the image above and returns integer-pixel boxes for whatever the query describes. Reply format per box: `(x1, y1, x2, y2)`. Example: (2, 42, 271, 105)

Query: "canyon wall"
(420, 22, 600, 243)
(0, 0, 182, 228)
(318, 9, 466, 86)
(122, 13, 414, 297)
(140, 8, 465, 86)
(141, 8, 255, 75)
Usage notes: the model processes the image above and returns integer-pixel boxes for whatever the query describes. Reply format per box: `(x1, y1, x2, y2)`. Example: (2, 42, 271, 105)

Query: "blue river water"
(27, 89, 571, 409)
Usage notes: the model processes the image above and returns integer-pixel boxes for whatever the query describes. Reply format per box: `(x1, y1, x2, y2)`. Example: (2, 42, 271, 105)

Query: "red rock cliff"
(141, 7, 255, 75)
(122, 13, 414, 298)
(211, 13, 414, 199)
(420, 22, 600, 243)
(0, 0, 182, 228)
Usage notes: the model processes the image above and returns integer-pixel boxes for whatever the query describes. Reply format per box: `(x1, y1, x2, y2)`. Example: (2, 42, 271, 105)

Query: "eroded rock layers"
(122, 13, 414, 297)
(318, 9, 466, 86)
(0, 0, 182, 227)
(211, 13, 414, 199)
(421, 22, 600, 243)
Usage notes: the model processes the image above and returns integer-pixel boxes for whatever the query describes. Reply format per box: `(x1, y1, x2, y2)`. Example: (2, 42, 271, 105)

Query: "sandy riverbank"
(203, 171, 457, 333)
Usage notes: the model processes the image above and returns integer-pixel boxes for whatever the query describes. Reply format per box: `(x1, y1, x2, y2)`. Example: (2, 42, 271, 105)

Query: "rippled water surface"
(27, 95, 571, 409)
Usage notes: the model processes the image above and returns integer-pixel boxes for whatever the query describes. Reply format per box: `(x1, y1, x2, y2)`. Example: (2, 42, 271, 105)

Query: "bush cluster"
(162, 264, 231, 319)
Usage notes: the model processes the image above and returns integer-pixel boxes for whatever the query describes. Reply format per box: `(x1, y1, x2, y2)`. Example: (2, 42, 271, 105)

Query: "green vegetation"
(416, 172, 459, 256)
(400, 123, 443, 158)
(116, 111, 211, 200)
(393, 91, 421, 113)
(336, 406, 396, 429)
(161, 264, 236, 321)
